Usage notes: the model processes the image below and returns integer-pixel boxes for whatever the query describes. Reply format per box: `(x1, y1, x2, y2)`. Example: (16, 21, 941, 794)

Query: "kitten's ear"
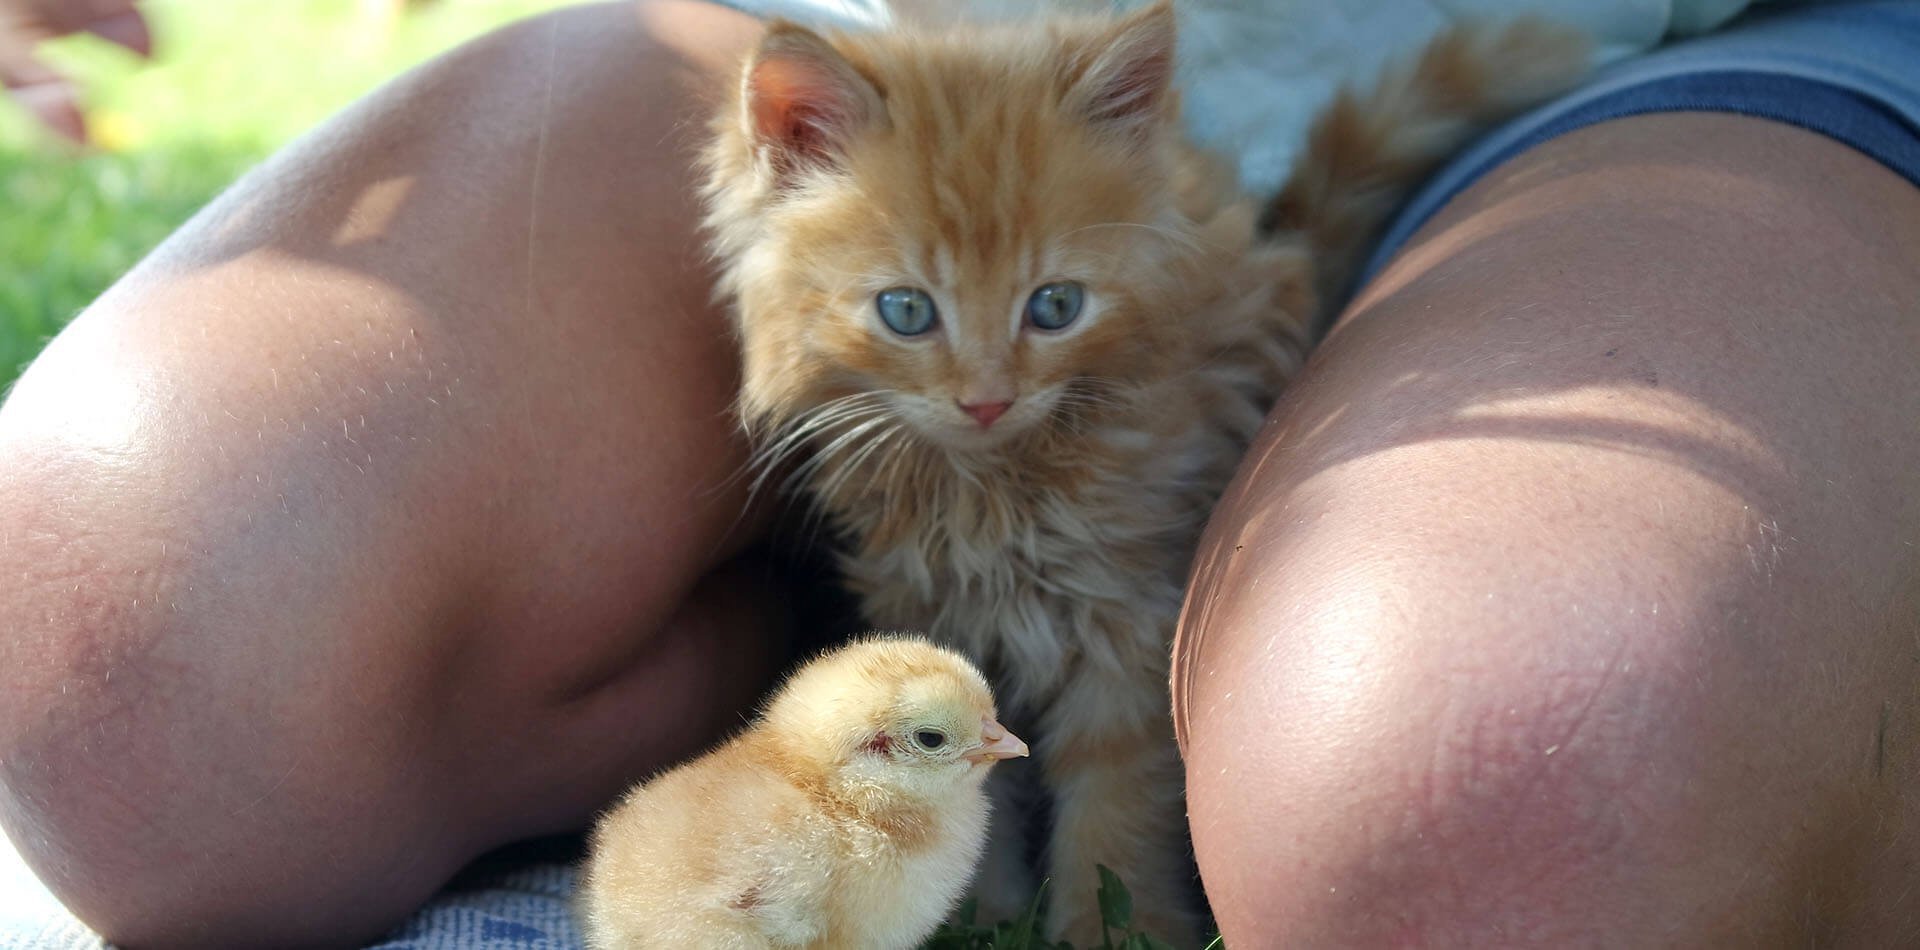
(1065, 1, 1177, 138)
(743, 24, 882, 177)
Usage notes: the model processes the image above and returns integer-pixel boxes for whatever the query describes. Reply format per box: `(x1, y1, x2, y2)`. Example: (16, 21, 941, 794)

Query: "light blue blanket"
(2, 834, 589, 950)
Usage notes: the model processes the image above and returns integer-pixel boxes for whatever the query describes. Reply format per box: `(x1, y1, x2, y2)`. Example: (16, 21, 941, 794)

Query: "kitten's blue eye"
(876, 287, 939, 336)
(1025, 282, 1085, 331)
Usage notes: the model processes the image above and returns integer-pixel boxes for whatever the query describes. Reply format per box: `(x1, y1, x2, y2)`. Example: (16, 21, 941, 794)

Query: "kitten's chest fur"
(815, 383, 1252, 709)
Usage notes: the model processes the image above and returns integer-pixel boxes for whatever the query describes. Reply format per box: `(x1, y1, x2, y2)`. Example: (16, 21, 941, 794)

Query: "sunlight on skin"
(1447, 383, 1790, 482)
(331, 175, 416, 247)
(0, 323, 153, 462)
(1177, 374, 1795, 794)
(2, 237, 457, 503)
(1179, 428, 1778, 840)
(1210, 380, 1789, 589)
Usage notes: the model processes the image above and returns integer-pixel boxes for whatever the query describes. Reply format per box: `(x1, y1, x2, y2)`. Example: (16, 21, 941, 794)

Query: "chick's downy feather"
(580, 635, 1027, 950)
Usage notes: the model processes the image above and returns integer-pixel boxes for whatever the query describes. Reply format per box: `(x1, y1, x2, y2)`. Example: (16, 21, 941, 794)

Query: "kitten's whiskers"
(739, 393, 891, 522)
(779, 410, 895, 499)
(801, 417, 912, 553)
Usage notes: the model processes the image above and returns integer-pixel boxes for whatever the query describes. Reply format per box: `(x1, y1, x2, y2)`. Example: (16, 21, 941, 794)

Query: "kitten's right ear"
(743, 24, 882, 178)
(1065, 0, 1177, 140)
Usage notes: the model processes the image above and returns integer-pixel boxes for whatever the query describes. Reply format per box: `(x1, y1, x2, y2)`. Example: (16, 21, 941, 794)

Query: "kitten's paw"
(970, 768, 1039, 923)
(968, 851, 1038, 927)
(1044, 902, 1108, 949)
(1048, 903, 1204, 949)
(1126, 907, 1205, 950)
(1044, 869, 1205, 949)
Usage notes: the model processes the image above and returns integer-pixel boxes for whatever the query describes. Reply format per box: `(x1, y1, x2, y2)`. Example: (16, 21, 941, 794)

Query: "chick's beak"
(964, 717, 1029, 764)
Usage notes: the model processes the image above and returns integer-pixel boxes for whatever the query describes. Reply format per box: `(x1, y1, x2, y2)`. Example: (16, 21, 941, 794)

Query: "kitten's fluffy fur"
(702, 4, 1585, 940)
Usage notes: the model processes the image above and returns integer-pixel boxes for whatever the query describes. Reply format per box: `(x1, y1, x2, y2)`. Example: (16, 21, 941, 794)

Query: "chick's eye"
(913, 729, 947, 751)
(1025, 281, 1085, 331)
(876, 287, 938, 336)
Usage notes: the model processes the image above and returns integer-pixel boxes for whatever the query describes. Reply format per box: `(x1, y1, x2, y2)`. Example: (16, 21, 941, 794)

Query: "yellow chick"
(579, 634, 1029, 949)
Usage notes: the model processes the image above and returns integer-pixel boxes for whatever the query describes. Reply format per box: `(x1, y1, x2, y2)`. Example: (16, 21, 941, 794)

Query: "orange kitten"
(701, 3, 1585, 940)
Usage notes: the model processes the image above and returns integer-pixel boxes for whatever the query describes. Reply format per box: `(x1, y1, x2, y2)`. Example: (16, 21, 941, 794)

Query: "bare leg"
(0, 3, 771, 946)
(1176, 113, 1920, 945)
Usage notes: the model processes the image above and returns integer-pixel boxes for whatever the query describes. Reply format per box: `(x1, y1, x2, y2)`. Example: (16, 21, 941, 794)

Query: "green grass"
(0, 0, 571, 389)
(922, 868, 1220, 950)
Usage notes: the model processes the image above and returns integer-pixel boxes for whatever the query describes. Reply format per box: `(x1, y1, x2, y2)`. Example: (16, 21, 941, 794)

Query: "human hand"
(0, 0, 150, 143)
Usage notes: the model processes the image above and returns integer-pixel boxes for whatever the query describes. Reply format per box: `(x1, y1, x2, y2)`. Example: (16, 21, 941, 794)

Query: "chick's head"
(763, 635, 1028, 801)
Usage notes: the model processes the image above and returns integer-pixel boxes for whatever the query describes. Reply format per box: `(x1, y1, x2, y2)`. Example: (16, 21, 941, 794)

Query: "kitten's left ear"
(1065, 1, 1177, 139)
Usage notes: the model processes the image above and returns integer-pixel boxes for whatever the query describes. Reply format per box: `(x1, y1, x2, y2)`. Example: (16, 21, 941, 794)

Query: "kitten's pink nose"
(959, 400, 1013, 428)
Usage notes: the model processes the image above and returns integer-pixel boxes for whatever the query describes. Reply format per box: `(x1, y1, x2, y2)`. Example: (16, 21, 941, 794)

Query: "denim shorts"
(1361, 0, 1920, 285)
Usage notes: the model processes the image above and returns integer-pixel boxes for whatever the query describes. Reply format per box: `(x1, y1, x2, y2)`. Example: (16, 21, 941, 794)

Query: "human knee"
(0, 428, 462, 946)
(1184, 519, 1906, 944)
(0, 445, 209, 943)
(1168, 106, 1920, 946)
